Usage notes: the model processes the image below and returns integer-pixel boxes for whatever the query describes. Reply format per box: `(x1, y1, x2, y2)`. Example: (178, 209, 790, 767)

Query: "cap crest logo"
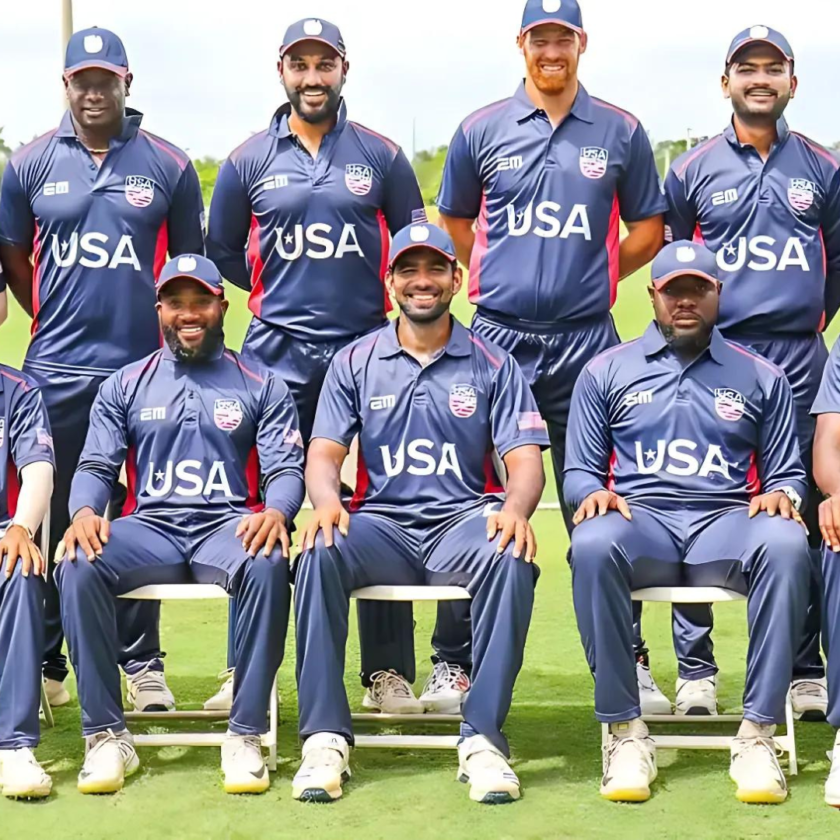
(303, 19, 323, 36)
(579, 147, 608, 179)
(124, 175, 155, 208)
(749, 25, 770, 39)
(788, 178, 815, 213)
(178, 256, 197, 272)
(676, 246, 696, 263)
(714, 388, 745, 422)
(543, 0, 562, 12)
(449, 384, 477, 419)
(410, 226, 430, 243)
(345, 163, 373, 196)
(84, 34, 103, 54)
(214, 399, 243, 432)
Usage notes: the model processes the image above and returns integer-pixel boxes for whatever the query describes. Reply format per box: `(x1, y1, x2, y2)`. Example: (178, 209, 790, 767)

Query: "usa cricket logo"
(214, 399, 243, 431)
(124, 176, 155, 208)
(580, 147, 608, 179)
(345, 164, 373, 196)
(788, 178, 816, 213)
(449, 384, 477, 419)
(714, 388, 745, 422)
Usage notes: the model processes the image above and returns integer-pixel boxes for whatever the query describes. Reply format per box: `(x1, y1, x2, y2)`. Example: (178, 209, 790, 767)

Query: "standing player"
(293, 223, 546, 804)
(0, 363, 55, 799)
(206, 17, 466, 713)
(663, 25, 840, 718)
(436, 0, 667, 707)
(0, 27, 205, 712)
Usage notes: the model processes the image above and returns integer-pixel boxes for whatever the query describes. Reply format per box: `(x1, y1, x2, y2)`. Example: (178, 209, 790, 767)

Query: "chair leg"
(268, 672, 278, 772)
(40, 680, 55, 729)
(785, 689, 798, 776)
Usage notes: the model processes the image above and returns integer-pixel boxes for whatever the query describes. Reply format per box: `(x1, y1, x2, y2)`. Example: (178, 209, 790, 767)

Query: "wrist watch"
(778, 486, 803, 512)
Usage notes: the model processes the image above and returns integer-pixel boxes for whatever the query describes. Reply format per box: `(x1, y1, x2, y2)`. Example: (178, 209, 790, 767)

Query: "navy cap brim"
(727, 38, 793, 65)
(280, 37, 345, 59)
(156, 274, 223, 297)
(64, 60, 128, 78)
(389, 244, 457, 270)
(521, 18, 584, 36)
(652, 270, 719, 290)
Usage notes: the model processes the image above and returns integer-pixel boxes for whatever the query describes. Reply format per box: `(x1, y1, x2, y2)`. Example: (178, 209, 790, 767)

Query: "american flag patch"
(517, 412, 546, 431)
(124, 175, 155, 208)
(37, 428, 54, 450)
(449, 384, 477, 418)
(714, 389, 745, 422)
(411, 208, 429, 224)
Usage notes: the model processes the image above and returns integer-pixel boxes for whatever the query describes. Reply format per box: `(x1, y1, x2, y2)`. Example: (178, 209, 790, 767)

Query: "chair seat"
(118, 584, 229, 600)
(632, 587, 746, 604)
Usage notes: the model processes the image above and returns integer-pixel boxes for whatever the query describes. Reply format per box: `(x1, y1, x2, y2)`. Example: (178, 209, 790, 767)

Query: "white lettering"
(506, 201, 592, 241)
(50, 232, 141, 271)
(379, 441, 463, 480)
(144, 460, 234, 498)
(717, 237, 811, 273)
(274, 224, 366, 261)
(634, 440, 733, 480)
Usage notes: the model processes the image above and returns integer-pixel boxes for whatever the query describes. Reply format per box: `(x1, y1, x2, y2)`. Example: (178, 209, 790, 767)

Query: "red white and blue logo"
(580, 147, 609, 179)
(788, 178, 815, 213)
(345, 164, 373, 196)
(124, 175, 155, 208)
(449, 384, 477, 418)
(214, 399, 243, 431)
(714, 388, 745, 422)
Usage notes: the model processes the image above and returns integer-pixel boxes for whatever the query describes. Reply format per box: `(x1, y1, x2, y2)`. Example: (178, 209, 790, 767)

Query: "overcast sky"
(2, 0, 840, 160)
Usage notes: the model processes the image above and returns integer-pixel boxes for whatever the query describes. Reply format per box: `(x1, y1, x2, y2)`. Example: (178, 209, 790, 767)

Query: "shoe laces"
(8, 747, 41, 770)
(369, 670, 415, 704)
(422, 663, 470, 696)
(603, 735, 654, 775)
(226, 733, 262, 761)
(128, 664, 170, 696)
(792, 680, 827, 698)
(732, 735, 785, 767)
(86, 729, 134, 762)
(675, 677, 715, 699)
(635, 663, 659, 693)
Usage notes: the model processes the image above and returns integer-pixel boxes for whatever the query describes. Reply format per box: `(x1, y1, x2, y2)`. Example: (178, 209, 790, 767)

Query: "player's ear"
(342, 59, 350, 78)
(124, 72, 133, 98)
(220, 298, 229, 317)
(517, 33, 525, 55)
(578, 32, 587, 55)
(790, 73, 798, 98)
(385, 270, 395, 297)
(721, 72, 731, 100)
(647, 285, 656, 305)
(452, 265, 464, 296)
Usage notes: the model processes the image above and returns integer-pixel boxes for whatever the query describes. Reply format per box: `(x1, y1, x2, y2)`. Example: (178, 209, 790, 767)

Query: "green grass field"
(2, 265, 840, 838)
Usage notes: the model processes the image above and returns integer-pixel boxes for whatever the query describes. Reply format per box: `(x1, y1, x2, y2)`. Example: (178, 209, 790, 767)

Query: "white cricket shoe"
(675, 676, 717, 716)
(825, 732, 840, 807)
(790, 677, 828, 722)
(457, 734, 520, 804)
(419, 663, 471, 714)
(44, 678, 71, 708)
(362, 670, 424, 715)
(600, 719, 657, 802)
(204, 668, 235, 712)
(126, 663, 176, 712)
(636, 661, 671, 715)
(221, 731, 269, 795)
(0, 748, 52, 799)
(730, 735, 787, 804)
(78, 729, 139, 794)
(292, 733, 350, 803)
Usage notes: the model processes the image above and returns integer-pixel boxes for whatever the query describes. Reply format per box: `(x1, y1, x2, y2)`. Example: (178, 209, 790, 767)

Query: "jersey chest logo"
(788, 178, 815, 213)
(714, 389, 745, 422)
(214, 399, 243, 431)
(345, 164, 373, 196)
(579, 147, 608, 179)
(449, 384, 477, 418)
(125, 176, 155, 208)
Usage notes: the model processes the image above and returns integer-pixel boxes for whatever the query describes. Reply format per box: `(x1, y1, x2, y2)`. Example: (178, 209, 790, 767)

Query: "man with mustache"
(207, 18, 467, 716)
(566, 240, 810, 804)
(0, 27, 206, 715)
(662, 25, 840, 720)
(435, 0, 669, 712)
(55, 254, 304, 795)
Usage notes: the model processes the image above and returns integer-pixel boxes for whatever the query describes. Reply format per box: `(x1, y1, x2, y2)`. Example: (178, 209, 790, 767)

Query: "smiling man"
(566, 240, 810, 804)
(0, 27, 206, 713)
(663, 25, 840, 721)
(55, 254, 304, 795)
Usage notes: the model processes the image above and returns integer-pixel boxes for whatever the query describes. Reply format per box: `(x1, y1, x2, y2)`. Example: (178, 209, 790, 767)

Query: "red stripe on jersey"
(31, 221, 43, 334)
(350, 122, 399, 155)
(139, 130, 189, 170)
(121, 447, 138, 516)
(153, 220, 169, 280)
(0, 368, 31, 391)
(675, 135, 724, 178)
(692, 223, 705, 246)
(607, 193, 620, 307)
(746, 451, 761, 498)
(468, 334, 502, 369)
(591, 98, 639, 131)
(376, 209, 392, 314)
(469, 192, 489, 302)
(607, 450, 617, 493)
(819, 228, 828, 332)
(350, 450, 370, 512)
(224, 351, 264, 384)
(247, 214, 266, 319)
(483, 452, 504, 494)
(790, 132, 840, 169)
(6, 460, 19, 518)
(245, 446, 264, 512)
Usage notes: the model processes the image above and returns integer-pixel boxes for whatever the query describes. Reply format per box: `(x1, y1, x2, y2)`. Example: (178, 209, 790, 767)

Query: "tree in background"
(413, 145, 448, 206)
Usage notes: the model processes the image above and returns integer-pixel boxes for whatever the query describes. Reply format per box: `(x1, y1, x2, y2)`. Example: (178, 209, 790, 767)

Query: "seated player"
(566, 241, 811, 804)
(55, 255, 304, 795)
(292, 223, 547, 804)
(810, 339, 840, 807)
(0, 364, 55, 798)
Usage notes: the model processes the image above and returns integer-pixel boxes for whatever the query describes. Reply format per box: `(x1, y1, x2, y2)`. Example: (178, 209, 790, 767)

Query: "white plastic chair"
(600, 587, 798, 775)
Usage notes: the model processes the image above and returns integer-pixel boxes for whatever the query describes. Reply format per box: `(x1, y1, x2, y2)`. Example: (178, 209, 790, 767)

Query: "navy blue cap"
(726, 25, 794, 66)
(521, 0, 584, 36)
(64, 27, 129, 78)
(651, 241, 719, 290)
(280, 18, 346, 59)
(389, 224, 456, 269)
(157, 254, 224, 297)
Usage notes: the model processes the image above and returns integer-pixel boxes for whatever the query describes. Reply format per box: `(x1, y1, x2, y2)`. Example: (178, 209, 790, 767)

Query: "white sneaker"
(675, 676, 717, 716)
(825, 733, 840, 807)
(0, 748, 52, 799)
(790, 677, 828, 722)
(730, 735, 787, 804)
(204, 669, 235, 712)
(126, 663, 176, 712)
(457, 734, 520, 804)
(221, 731, 269, 795)
(44, 678, 71, 708)
(636, 661, 671, 715)
(362, 670, 424, 715)
(78, 729, 140, 794)
(419, 663, 471, 714)
(600, 720, 657, 802)
(292, 733, 350, 802)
